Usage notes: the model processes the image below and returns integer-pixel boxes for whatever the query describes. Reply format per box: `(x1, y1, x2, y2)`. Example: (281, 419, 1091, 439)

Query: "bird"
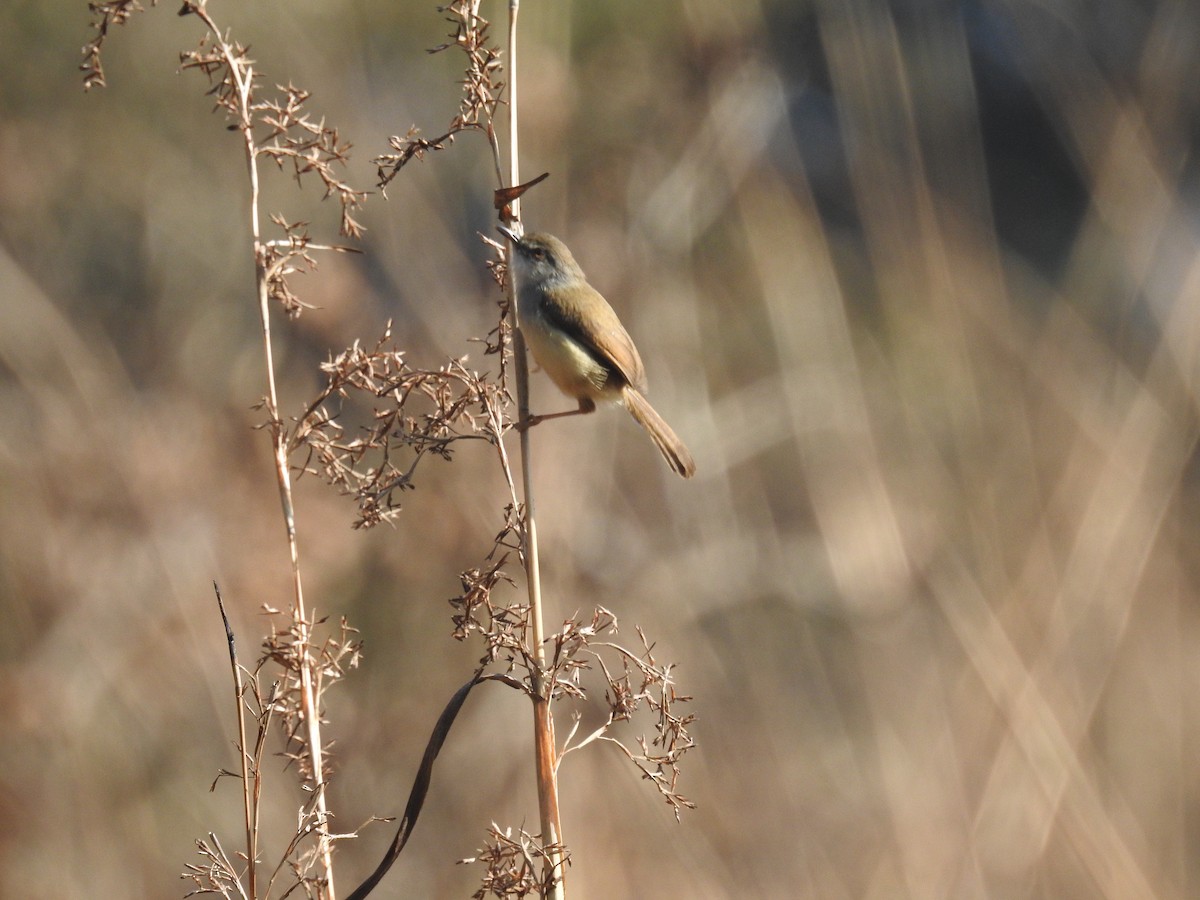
(499, 224, 696, 478)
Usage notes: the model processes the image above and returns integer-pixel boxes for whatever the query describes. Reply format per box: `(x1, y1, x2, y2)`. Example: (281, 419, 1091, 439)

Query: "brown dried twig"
(374, 0, 505, 192)
(183, 588, 283, 897)
(290, 322, 515, 528)
(178, 30, 368, 260)
(81, 0, 157, 90)
(448, 504, 526, 658)
(171, 7, 372, 892)
(183, 832, 247, 900)
(558, 624, 697, 819)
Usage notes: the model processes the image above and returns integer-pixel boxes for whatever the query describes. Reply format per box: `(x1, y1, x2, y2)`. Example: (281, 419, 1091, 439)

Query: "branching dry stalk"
(184, 832, 247, 900)
(176, 4, 368, 895)
(348, 0, 571, 889)
(492, 1, 567, 892)
(558, 624, 697, 820)
(84, 2, 369, 897)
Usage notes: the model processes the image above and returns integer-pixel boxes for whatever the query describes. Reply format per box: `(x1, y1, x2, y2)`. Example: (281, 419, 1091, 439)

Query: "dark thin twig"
(214, 582, 259, 898)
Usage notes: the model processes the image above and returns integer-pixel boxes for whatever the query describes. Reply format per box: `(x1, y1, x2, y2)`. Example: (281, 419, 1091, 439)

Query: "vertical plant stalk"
(215, 583, 259, 899)
(248, 98, 339, 900)
(505, 1, 566, 894)
(192, 9, 337, 897)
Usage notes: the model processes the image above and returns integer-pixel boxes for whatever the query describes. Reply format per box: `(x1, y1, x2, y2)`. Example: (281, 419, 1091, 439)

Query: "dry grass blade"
(344, 672, 524, 900)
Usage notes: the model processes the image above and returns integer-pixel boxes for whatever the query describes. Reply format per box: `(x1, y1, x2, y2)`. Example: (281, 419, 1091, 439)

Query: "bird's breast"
(519, 294, 615, 401)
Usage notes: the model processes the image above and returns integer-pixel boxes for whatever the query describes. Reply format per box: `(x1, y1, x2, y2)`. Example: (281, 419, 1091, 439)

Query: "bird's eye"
(531, 248, 547, 261)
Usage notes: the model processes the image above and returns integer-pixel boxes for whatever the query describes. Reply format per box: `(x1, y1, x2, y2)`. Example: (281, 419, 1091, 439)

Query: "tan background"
(3, 1, 1200, 897)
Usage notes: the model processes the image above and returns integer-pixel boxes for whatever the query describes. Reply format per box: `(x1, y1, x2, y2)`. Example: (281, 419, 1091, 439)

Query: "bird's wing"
(538, 284, 648, 392)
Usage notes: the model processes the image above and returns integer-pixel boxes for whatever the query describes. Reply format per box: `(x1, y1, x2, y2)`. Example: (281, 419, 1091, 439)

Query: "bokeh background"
(4, 0, 1200, 897)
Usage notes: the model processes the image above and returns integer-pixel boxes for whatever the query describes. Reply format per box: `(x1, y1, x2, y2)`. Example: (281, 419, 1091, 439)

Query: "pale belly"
(521, 308, 617, 403)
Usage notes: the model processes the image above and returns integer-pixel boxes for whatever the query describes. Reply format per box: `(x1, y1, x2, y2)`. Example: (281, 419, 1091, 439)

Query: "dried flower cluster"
(450, 504, 525, 649)
(177, 19, 368, 319)
(554, 615, 697, 818)
(458, 825, 570, 900)
(579, 627, 697, 818)
(181, 610, 346, 900)
(81, 0, 157, 90)
(261, 612, 363, 781)
(183, 831, 246, 898)
(291, 323, 514, 528)
(374, 0, 505, 192)
(451, 565, 697, 819)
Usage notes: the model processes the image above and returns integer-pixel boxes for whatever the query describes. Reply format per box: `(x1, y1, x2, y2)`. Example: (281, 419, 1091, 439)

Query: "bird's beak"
(497, 223, 523, 244)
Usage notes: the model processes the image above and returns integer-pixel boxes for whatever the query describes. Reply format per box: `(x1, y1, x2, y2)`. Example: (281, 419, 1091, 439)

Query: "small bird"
(499, 225, 696, 478)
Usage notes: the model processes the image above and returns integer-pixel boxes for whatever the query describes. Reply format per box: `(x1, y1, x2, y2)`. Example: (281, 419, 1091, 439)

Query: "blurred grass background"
(3, 0, 1200, 897)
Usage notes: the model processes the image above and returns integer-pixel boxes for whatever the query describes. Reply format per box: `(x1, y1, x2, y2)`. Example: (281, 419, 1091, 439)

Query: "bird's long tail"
(622, 386, 696, 479)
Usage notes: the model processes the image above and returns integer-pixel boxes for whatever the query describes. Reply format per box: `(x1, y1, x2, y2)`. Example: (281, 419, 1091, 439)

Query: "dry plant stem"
(506, 1, 566, 896)
(215, 583, 258, 898)
(191, 7, 337, 896)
